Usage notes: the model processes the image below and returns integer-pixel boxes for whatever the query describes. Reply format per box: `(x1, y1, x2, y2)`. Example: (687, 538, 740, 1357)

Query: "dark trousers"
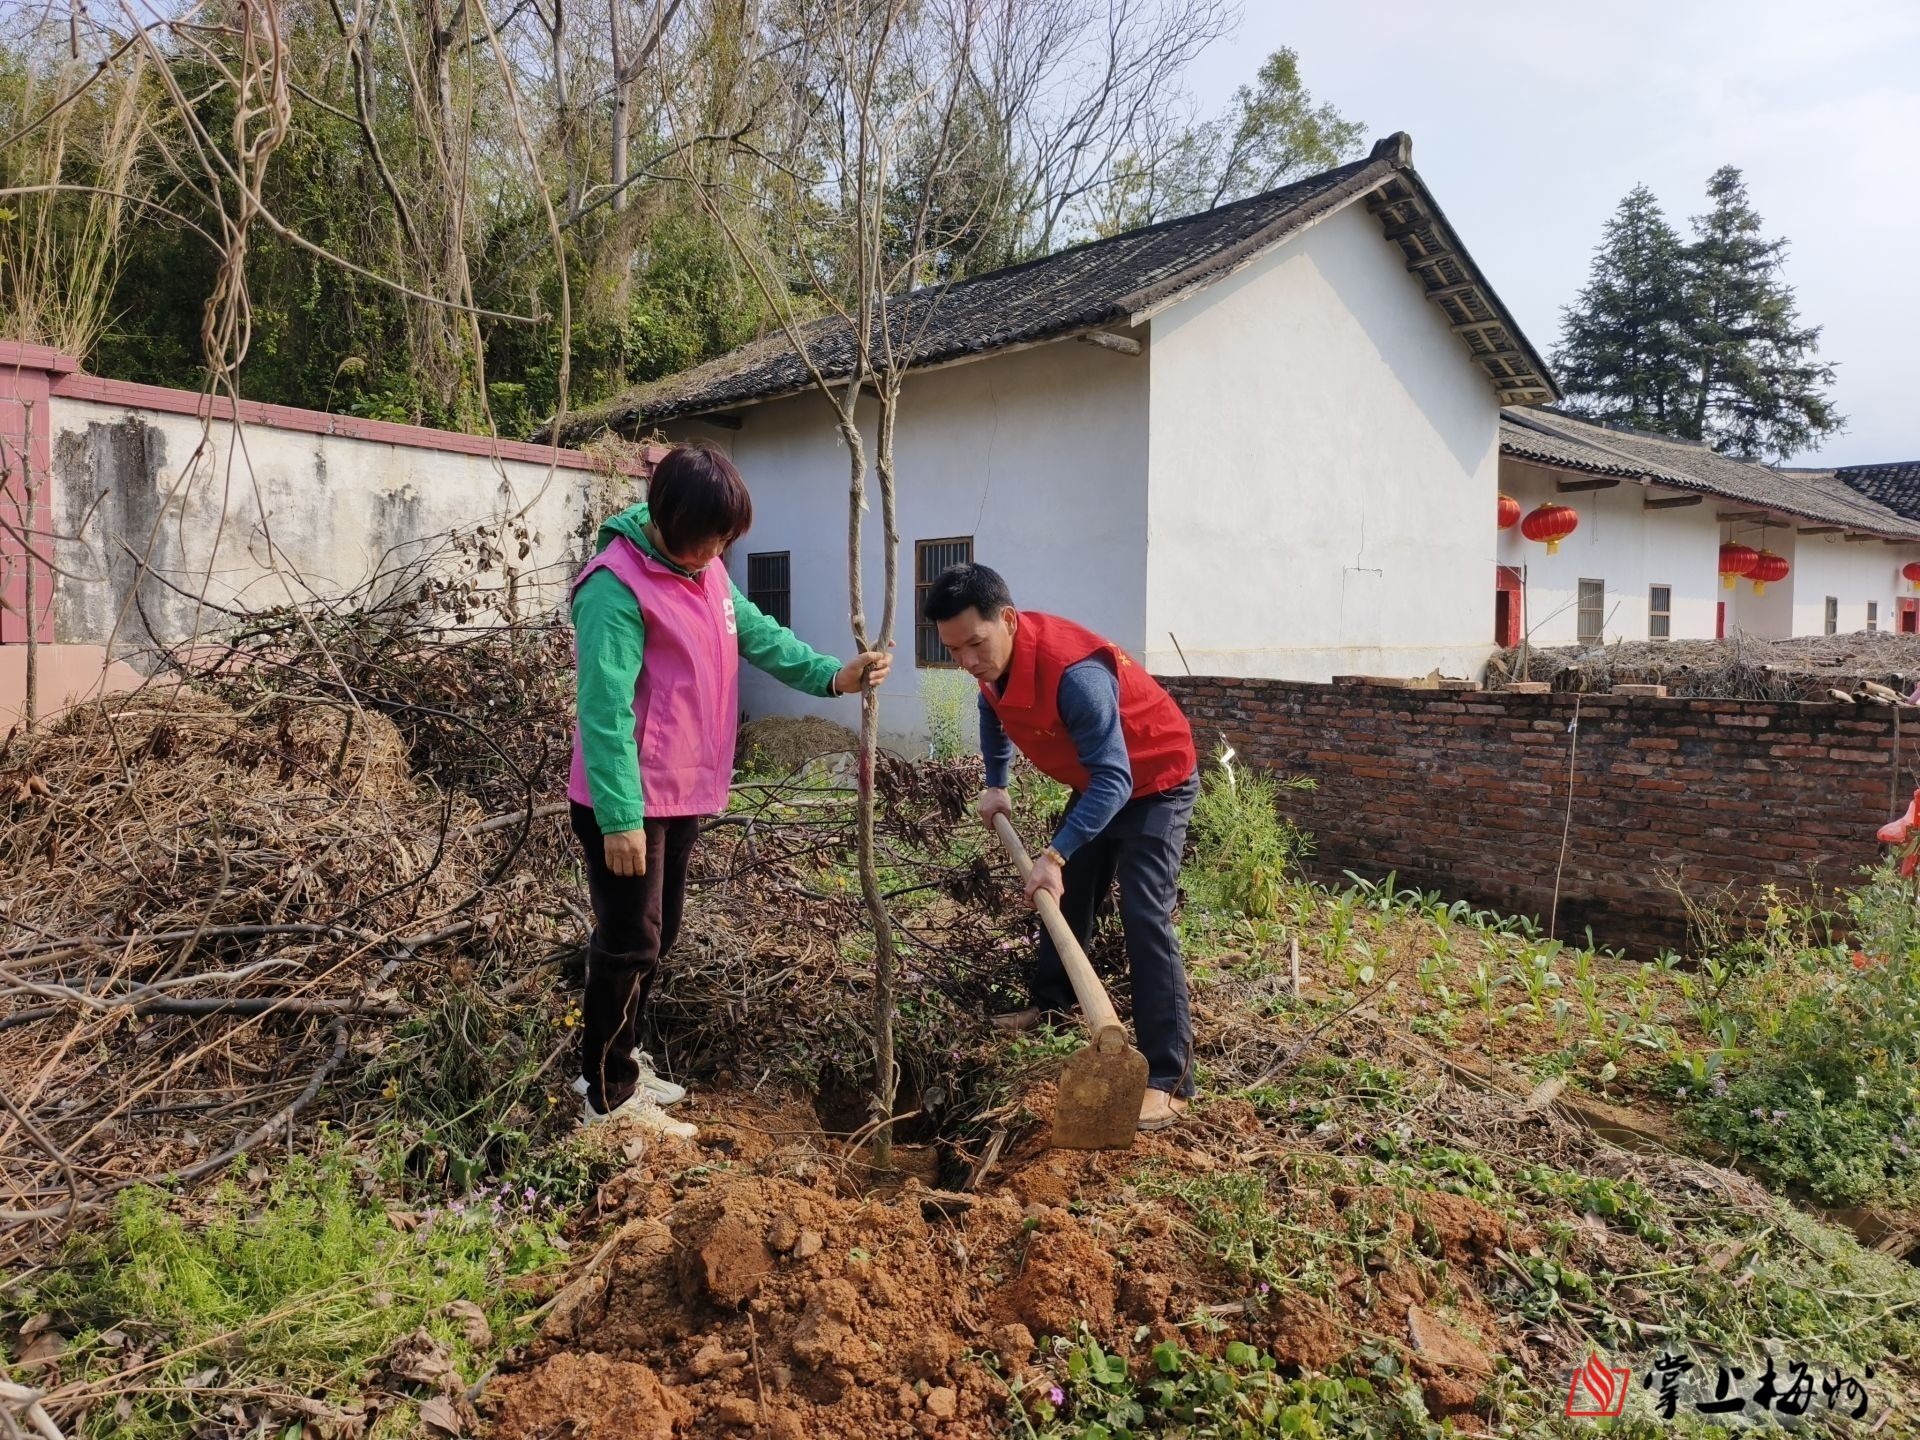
(1030, 773, 1198, 1098)
(570, 802, 701, 1111)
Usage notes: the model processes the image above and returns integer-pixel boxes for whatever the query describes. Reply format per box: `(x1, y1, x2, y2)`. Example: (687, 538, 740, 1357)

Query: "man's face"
(935, 605, 1018, 684)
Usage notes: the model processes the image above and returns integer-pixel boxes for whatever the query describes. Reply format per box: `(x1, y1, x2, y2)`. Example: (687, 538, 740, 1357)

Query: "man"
(924, 563, 1199, 1130)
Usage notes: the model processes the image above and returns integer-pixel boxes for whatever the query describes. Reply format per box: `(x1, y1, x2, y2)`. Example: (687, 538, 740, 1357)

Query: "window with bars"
(1825, 596, 1839, 635)
(914, 536, 974, 666)
(746, 551, 791, 628)
(1648, 584, 1671, 640)
(1577, 579, 1605, 646)
(1869, 601, 1879, 633)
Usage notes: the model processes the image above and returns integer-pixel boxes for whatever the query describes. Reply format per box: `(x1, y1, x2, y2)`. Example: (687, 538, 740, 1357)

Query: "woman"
(568, 441, 890, 1136)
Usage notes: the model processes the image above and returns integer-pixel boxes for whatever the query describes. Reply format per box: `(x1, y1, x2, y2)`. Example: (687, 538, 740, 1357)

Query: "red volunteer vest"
(981, 612, 1196, 797)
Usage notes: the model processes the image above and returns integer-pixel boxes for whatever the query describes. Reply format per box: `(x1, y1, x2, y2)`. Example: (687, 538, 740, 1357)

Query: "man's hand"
(604, 828, 648, 878)
(975, 786, 1013, 830)
(834, 644, 895, 694)
(1024, 850, 1066, 908)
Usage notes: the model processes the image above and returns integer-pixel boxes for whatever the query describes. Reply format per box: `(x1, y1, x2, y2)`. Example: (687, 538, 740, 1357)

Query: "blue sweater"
(981, 656, 1131, 861)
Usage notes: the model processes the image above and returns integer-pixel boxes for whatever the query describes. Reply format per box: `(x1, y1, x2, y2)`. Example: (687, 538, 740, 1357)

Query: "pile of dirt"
(486, 1091, 1520, 1439)
(736, 715, 861, 775)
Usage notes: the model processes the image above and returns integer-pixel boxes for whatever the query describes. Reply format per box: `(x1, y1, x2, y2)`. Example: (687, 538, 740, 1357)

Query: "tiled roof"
(543, 133, 1558, 445)
(1500, 410, 1920, 540)
(1834, 462, 1920, 522)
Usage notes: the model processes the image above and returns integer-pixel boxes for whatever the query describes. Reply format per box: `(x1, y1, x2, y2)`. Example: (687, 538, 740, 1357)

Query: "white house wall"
(671, 338, 1152, 745)
(1499, 456, 1920, 643)
(1497, 459, 1722, 644)
(1141, 201, 1500, 681)
(1789, 533, 1920, 636)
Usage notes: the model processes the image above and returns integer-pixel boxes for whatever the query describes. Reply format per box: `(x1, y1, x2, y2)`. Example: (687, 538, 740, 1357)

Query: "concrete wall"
(1142, 201, 1502, 681)
(668, 336, 1152, 745)
(1498, 457, 1920, 644)
(1, 343, 650, 725)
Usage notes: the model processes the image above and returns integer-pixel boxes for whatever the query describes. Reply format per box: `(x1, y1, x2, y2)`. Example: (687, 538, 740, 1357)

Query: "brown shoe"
(989, 1007, 1043, 1034)
(1137, 1090, 1189, 1132)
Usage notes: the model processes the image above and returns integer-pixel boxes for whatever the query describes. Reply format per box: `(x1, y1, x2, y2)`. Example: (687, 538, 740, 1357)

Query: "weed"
(1187, 768, 1314, 920)
(1009, 1326, 1428, 1439)
(6, 1149, 562, 1440)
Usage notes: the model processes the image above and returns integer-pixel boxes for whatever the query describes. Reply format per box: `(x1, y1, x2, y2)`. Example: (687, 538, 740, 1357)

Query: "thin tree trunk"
(861, 385, 903, 1167)
(610, 3, 629, 213)
(21, 404, 39, 732)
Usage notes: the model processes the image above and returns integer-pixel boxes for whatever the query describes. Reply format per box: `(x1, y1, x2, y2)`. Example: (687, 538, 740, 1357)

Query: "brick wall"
(1160, 677, 1911, 954)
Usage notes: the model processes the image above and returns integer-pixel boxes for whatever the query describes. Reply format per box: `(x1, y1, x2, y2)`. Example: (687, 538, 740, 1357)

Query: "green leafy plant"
(1187, 766, 1314, 921)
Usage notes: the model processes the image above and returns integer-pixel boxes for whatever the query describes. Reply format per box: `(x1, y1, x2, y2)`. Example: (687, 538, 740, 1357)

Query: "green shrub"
(1185, 762, 1314, 920)
(921, 668, 979, 761)
(1684, 866, 1920, 1206)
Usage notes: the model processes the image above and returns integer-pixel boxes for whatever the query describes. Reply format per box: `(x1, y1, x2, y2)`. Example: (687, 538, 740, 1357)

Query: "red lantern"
(1902, 562, 1920, 592)
(1718, 543, 1759, 590)
(1521, 503, 1579, 555)
(1748, 550, 1789, 595)
(1497, 493, 1521, 530)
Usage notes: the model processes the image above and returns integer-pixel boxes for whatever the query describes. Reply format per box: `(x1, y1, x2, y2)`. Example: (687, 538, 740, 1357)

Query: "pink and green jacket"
(569, 503, 841, 829)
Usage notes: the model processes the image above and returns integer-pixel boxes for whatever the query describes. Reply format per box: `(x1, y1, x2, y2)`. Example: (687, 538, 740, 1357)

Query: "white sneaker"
(570, 1049, 688, 1107)
(580, 1088, 698, 1139)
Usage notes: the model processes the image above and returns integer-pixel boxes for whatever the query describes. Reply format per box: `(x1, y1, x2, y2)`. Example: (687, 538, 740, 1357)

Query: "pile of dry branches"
(1495, 632, 1920, 701)
(1, 566, 1034, 1265)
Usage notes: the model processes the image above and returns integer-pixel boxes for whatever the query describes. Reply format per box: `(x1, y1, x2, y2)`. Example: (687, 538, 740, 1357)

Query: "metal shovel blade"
(1052, 1039, 1149, 1151)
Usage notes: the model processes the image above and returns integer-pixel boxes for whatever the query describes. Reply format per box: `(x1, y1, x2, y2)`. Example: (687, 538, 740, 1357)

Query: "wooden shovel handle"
(991, 813, 1128, 1052)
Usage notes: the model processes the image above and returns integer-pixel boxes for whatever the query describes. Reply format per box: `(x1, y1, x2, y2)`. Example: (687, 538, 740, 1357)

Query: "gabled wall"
(1142, 201, 1501, 682)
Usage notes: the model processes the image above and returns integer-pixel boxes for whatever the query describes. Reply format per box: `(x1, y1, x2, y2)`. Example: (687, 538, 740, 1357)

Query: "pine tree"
(1553, 185, 1695, 431)
(1680, 166, 1842, 460)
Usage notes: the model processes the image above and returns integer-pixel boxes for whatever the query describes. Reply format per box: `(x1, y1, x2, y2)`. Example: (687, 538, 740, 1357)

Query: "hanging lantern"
(1718, 543, 1759, 590)
(1748, 550, 1789, 595)
(1902, 562, 1920, 592)
(1497, 493, 1521, 530)
(1521, 503, 1579, 555)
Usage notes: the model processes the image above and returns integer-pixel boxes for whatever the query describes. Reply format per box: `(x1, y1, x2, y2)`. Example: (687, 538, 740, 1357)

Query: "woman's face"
(661, 532, 730, 571)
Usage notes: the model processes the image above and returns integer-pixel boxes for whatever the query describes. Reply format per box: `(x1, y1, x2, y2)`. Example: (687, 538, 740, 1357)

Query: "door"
(1901, 599, 1919, 635)
(1494, 566, 1522, 647)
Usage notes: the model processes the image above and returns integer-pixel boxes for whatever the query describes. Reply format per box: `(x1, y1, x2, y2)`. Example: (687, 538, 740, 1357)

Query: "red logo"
(1567, 1352, 1631, 1417)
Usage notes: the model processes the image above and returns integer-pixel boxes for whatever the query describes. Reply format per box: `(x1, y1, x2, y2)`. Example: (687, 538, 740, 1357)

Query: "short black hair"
(646, 441, 753, 554)
(923, 562, 1013, 623)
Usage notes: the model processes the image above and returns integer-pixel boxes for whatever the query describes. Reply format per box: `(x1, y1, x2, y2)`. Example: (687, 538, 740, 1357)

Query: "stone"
(923, 1386, 958, 1420)
(793, 1228, 825, 1259)
(767, 1212, 801, 1253)
(713, 1396, 760, 1428)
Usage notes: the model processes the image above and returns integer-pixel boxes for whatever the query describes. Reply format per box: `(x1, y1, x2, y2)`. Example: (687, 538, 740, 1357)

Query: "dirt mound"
(486, 1092, 1523, 1438)
(736, 715, 860, 775)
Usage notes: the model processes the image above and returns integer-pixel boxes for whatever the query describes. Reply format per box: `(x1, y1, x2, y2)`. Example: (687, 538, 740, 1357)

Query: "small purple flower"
(1258, 1282, 1271, 1295)
(1895, 1139, 1912, 1159)
(1048, 1386, 1065, 1407)
(1676, 1086, 1689, 1099)
(1750, 1107, 1766, 1121)
(1772, 1109, 1789, 1123)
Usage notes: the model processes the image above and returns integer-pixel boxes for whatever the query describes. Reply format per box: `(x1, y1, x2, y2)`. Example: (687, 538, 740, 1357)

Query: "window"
(1869, 601, 1879, 633)
(1648, 585, 1672, 641)
(1824, 596, 1839, 636)
(914, 536, 974, 666)
(746, 551, 791, 628)
(1577, 579, 1605, 647)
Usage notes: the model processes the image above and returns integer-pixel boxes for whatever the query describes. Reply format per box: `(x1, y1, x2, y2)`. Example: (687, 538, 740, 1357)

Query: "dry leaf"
(418, 1395, 464, 1437)
(385, 1329, 456, 1387)
(18, 1313, 54, 1338)
(19, 1331, 66, 1371)
(444, 1300, 491, 1350)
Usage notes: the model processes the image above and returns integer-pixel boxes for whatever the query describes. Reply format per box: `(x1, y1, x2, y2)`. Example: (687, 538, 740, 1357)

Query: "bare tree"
(675, 0, 988, 1166)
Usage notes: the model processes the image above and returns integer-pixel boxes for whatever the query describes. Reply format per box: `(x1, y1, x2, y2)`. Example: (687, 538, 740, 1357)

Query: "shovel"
(991, 813, 1148, 1150)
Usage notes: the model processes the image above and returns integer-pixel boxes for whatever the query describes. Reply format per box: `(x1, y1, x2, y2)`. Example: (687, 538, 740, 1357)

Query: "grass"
(3, 1147, 568, 1440)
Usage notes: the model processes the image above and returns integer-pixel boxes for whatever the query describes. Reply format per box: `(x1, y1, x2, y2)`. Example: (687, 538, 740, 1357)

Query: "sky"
(1183, 0, 1920, 466)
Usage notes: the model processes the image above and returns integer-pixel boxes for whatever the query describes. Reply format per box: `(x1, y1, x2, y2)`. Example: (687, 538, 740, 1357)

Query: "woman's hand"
(604, 828, 648, 877)
(833, 645, 894, 694)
